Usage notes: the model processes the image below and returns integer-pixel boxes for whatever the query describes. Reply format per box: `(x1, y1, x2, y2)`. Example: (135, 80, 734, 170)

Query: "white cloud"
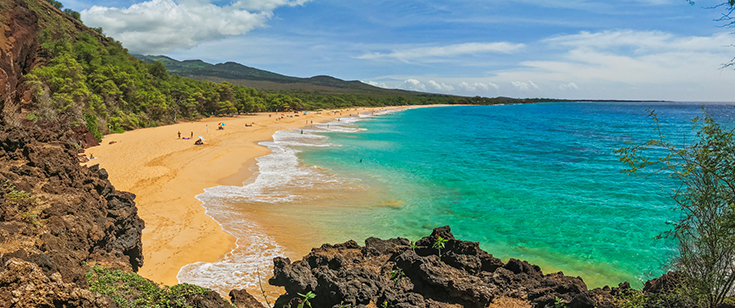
(459, 81, 499, 91)
(81, 0, 309, 54)
(545, 30, 726, 53)
(489, 30, 735, 100)
(365, 80, 388, 88)
(229, 0, 309, 11)
(511, 80, 540, 91)
(403, 79, 426, 91)
(511, 81, 529, 90)
(358, 42, 525, 62)
(428, 80, 455, 91)
(527, 80, 540, 89)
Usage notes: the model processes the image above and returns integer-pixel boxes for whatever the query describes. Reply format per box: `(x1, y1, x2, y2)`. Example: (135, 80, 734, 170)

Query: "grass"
(2, 180, 40, 225)
(86, 265, 230, 308)
(3, 180, 33, 204)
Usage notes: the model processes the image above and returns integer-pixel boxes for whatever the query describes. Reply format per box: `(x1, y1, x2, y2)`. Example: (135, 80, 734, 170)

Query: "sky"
(63, 0, 735, 101)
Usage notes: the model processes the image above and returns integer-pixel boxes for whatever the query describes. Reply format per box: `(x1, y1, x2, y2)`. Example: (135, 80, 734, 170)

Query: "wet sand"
(83, 107, 421, 286)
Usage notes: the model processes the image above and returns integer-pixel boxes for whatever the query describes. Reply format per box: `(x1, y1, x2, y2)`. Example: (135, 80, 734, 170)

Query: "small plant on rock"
(410, 240, 417, 253)
(432, 236, 448, 257)
(296, 291, 315, 308)
(86, 264, 215, 308)
(554, 296, 567, 308)
(257, 268, 273, 308)
(390, 267, 405, 286)
(2, 180, 33, 205)
(2, 180, 40, 225)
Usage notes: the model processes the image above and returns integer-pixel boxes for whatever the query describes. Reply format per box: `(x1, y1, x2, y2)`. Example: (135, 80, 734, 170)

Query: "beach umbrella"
(198, 136, 205, 141)
(222, 123, 225, 126)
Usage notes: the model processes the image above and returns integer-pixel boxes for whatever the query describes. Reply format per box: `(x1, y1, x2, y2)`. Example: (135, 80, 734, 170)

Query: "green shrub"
(86, 265, 219, 308)
(3, 180, 33, 204)
(84, 113, 103, 142)
(26, 112, 39, 122)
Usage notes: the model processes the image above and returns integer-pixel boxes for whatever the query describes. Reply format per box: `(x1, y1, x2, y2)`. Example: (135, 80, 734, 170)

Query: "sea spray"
(176, 110, 395, 294)
(177, 103, 735, 294)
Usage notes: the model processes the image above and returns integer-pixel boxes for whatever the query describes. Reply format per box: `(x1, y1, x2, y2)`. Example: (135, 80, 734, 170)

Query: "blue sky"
(65, 0, 735, 101)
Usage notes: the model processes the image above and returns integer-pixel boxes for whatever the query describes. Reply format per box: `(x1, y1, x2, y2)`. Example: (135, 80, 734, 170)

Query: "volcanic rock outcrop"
(270, 226, 619, 308)
(0, 123, 145, 305)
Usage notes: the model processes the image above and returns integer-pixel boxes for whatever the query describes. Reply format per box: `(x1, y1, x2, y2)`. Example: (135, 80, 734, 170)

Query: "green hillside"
(135, 55, 418, 94)
(20, 0, 457, 140)
(18, 0, 566, 142)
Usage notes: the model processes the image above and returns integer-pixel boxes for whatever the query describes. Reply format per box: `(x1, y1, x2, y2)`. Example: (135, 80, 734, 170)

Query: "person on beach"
(177, 131, 181, 139)
(190, 132, 193, 138)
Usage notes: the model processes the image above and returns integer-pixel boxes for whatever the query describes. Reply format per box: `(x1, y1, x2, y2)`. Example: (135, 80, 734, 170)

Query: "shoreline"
(83, 105, 439, 286)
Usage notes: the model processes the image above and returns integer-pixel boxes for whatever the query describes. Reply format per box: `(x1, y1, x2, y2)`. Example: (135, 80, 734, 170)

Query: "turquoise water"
(295, 102, 735, 287)
(179, 102, 735, 293)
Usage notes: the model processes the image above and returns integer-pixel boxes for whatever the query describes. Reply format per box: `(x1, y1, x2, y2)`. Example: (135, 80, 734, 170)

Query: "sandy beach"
(83, 106, 413, 286)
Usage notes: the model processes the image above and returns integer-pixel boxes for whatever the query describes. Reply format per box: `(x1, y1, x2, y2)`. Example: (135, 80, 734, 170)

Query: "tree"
(687, 0, 735, 68)
(616, 111, 735, 308)
(45, 0, 63, 9)
(63, 8, 80, 20)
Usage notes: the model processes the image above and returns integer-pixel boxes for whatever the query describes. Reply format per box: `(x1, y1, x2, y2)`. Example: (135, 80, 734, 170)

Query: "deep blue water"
(294, 102, 735, 287)
(180, 102, 735, 293)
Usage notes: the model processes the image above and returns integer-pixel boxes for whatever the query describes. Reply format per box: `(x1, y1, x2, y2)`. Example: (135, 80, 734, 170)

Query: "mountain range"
(135, 55, 414, 95)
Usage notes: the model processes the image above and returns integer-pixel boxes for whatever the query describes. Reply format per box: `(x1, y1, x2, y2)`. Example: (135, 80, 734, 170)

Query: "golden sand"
(83, 107, 414, 286)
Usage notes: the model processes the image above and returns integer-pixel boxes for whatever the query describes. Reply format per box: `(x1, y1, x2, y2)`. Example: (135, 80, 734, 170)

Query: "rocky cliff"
(0, 0, 43, 104)
(0, 122, 145, 305)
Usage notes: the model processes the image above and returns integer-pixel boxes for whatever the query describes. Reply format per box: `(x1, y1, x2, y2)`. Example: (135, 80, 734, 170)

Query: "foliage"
(616, 110, 735, 308)
(85, 113, 102, 142)
(136, 55, 570, 109)
(2, 180, 40, 225)
(390, 267, 405, 286)
(24, 0, 564, 141)
(44, 0, 63, 9)
(256, 268, 273, 308)
(296, 291, 315, 308)
(28, 29, 345, 134)
(2, 180, 33, 205)
(86, 265, 220, 308)
(686, 0, 735, 69)
(63, 8, 80, 20)
(26, 112, 39, 122)
(432, 236, 448, 258)
(614, 288, 695, 308)
(554, 296, 567, 308)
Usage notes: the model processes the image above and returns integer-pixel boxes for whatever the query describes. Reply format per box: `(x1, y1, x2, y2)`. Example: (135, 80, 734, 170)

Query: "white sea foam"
(176, 109, 405, 295)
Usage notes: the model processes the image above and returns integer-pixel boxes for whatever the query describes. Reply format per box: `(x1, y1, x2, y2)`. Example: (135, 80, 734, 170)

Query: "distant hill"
(134, 55, 420, 95)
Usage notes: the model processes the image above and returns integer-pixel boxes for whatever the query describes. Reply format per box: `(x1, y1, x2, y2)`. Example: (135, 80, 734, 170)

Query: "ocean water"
(177, 102, 735, 294)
